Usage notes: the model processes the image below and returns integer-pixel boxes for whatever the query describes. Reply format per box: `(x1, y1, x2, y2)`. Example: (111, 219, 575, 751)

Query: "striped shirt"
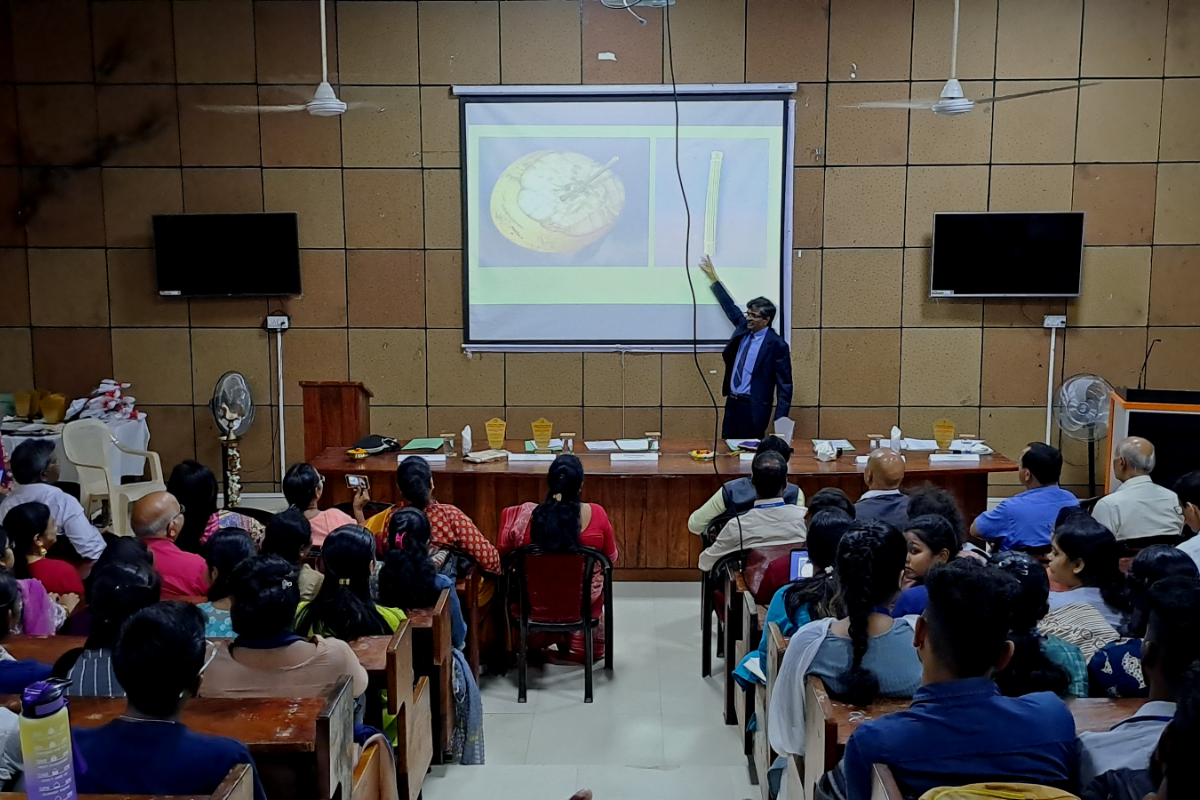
(66, 648, 124, 697)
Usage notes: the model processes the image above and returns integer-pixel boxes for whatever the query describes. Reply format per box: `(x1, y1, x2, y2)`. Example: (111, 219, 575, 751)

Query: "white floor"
(423, 582, 758, 800)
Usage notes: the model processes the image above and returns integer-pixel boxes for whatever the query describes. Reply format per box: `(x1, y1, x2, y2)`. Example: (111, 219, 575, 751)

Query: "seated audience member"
(498, 453, 619, 662)
(1173, 470, 1200, 568)
(94, 534, 155, 571)
(695, 451, 807, 572)
(132, 491, 209, 599)
(73, 602, 266, 800)
(755, 505, 853, 604)
(197, 528, 257, 638)
(806, 486, 856, 520)
(855, 448, 910, 529)
(970, 442, 1079, 552)
(1092, 437, 1184, 543)
(295, 525, 404, 640)
(166, 460, 265, 552)
(367, 456, 500, 574)
(283, 462, 366, 547)
(687, 435, 802, 535)
(0, 439, 105, 561)
(906, 484, 967, 542)
(1078, 576, 1200, 787)
(200, 555, 368, 702)
(4, 502, 85, 597)
(55, 559, 162, 697)
(0, 527, 59, 634)
(261, 508, 323, 602)
(0, 569, 52, 692)
(992, 551, 1086, 699)
(733, 508, 853, 687)
(891, 514, 959, 617)
(836, 560, 1077, 799)
(1047, 512, 1132, 629)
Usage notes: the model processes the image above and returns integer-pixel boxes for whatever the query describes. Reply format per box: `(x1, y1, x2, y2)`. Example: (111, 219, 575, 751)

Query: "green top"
(294, 601, 406, 638)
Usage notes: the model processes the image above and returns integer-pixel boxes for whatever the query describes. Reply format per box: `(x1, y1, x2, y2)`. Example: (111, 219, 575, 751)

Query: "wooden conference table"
(313, 439, 1017, 580)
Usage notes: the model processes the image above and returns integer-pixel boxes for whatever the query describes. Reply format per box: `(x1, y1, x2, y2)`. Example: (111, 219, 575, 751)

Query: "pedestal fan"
(210, 372, 255, 508)
(1053, 373, 1114, 497)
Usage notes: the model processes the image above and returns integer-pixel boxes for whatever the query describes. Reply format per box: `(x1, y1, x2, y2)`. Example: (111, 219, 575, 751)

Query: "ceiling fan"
(848, 0, 1098, 116)
(199, 0, 373, 117)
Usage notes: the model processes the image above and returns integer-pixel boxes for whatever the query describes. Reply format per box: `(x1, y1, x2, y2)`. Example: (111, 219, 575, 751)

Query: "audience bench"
(405, 588, 455, 764)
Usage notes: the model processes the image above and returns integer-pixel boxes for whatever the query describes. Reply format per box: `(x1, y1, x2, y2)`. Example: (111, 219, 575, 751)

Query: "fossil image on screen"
(489, 150, 626, 253)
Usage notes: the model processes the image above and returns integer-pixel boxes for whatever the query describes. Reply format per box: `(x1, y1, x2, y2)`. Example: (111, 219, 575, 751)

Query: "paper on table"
(402, 438, 446, 452)
(585, 440, 620, 451)
(726, 439, 760, 451)
(902, 438, 939, 451)
(812, 439, 854, 450)
(615, 439, 651, 452)
(951, 440, 993, 454)
(462, 425, 473, 455)
(524, 439, 564, 452)
(773, 416, 795, 444)
(890, 426, 903, 453)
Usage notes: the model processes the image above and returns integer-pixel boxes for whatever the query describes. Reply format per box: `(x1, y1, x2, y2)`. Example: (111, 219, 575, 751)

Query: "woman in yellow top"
(295, 525, 405, 639)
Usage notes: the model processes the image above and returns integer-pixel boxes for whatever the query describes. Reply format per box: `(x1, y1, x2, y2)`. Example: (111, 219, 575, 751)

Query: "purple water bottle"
(19, 680, 78, 800)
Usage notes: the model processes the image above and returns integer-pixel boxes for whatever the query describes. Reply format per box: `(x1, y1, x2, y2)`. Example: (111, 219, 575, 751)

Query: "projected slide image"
(479, 137, 651, 267)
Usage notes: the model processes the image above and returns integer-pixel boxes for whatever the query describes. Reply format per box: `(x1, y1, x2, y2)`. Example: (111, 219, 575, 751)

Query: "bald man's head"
(131, 491, 184, 540)
(1115, 436, 1157, 481)
(864, 448, 906, 491)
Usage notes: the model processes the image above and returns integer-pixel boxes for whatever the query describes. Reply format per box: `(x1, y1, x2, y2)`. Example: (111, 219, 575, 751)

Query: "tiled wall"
(2, 0, 1198, 494)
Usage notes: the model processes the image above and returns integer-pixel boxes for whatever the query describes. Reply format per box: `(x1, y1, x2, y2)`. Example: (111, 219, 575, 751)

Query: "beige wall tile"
(583, 353, 662, 407)
(182, 168, 264, 214)
(16, 84, 98, 166)
(902, 248, 984, 327)
(424, 170, 461, 249)
(819, 407, 899, 439)
(821, 249, 903, 328)
(662, 352, 724, 406)
(991, 81, 1080, 164)
(820, 328, 901, 407)
(111, 328, 193, 405)
(1081, 0, 1167, 77)
(581, 0, 661, 85)
(1154, 163, 1200, 245)
(138, 406, 196, 473)
(995, 0, 1082, 79)
(426, 329, 504, 406)
(337, 2, 419, 84)
(173, 0, 257, 83)
(505, 407, 583, 442)
(22, 168, 106, 247)
(0, 87, 15, 166)
(900, 327, 982, 406)
(425, 250, 462, 329)
(347, 250, 426, 328)
(258, 87, 342, 167)
(32, 328, 113, 399)
(983, 298, 1067, 328)
(784, 407, 821, 441)
(189, 297, 267, 328)
(506, 353, 583, 406)
(1147, 328, 1200, 392)
(254, 0, 337, 85)
(96, 85, 180, 167)
(793, 168, 825, 249)
(1069, 247, 1152, 327)
(0, 170, 19, 247)
(1075, 80, 1162, 163)
(190, 327, 270, 404)
(908, 82, 993, 164)
(825, 84, 910, 166)
(981, 327, 1062, 407)
(11, 0, 92, 82)
(905, 165, 989, 247)
(0, 251, 28, 326)
(989, 165, 1074, 212)
(343, 169, 424, 249)
(746, 0, 828, 83)
(1160, 80, 1200, 162)
(348, 328, 427, 406)
(500, 1, 582, 85)
(979, 407, 1046, 469)
(793, 84, 826, 167)
(1072, 164, 1157, 246)
(102, 168, 184, 247)
(659, 0, 746, 83)
(1062, 327, 1147, 390)
(823, 167, 907, 248)
(27, 249, 109, 327)
(277, 329, 349, 403)
(427, 406, 506, 442)
(418, 1, 501, 85)
(791, 249, 821, 329)
(661, 407, 725, 440)
(1149, 246, 1200, 326)
(900, 406, 982, 440)
(341, 87, 421, 169)
(420, 87, 460, 168)
(263, 169, 344, 248)
(281, 250, 347, 328)
(92, 1, 176, 83)
(912, 0, 997, 80)
(828, 0, 913, 81)
(1166, 2, 1200, 76)
(194, 404, 276, 484)
(790, 328, 820, 407)
(108, 249, 189, 327)
(583, 407, 663, 441)
(0, 328, 33, 390)
(177, 86, 262, 167)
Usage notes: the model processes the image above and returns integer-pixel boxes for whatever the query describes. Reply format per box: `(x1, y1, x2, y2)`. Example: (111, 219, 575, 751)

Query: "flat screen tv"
(153, 213, 302, 297)
(930, 212, 1084, 298)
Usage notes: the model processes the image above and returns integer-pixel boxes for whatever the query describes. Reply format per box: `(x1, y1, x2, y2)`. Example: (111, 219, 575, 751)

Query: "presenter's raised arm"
(700, 256, 745, 326)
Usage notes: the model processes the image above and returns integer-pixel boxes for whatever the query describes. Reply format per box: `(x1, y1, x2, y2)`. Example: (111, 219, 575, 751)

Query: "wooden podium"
(300, 381, 373, 462)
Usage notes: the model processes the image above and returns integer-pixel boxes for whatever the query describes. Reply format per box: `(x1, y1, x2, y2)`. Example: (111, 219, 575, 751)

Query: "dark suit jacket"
(712, 281, 793, 427)
(855, 492, 911, 531)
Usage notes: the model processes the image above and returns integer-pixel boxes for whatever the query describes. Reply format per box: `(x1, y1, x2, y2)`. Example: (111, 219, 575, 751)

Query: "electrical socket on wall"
(265, 314, 290, 331)
(1043, 315, 1066, 329)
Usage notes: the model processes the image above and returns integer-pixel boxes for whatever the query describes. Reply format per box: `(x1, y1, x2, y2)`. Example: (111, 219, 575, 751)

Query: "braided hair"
(835, 520, 907, 706)
(783, 509, 853, 622)
(991, 551, 1070, 698)
(531, 454, 584, 552)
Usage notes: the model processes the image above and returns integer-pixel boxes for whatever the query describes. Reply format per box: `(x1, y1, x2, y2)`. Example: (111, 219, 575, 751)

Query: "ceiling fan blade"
(845, 100, 938, 110)
(976, 82, 1100, 105)
(345, 101, 385, 112)
(197, 104, 308, 114)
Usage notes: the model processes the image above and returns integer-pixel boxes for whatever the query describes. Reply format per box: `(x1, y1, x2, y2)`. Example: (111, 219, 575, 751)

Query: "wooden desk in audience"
(313, 440, 1017, 580)
(405, 589, 455, 764)
(0, 765, 256, 800)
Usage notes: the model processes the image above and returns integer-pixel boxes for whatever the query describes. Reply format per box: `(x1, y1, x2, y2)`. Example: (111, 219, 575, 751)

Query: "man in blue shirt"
(970, 442, 1079, 552)
(836, 560, 1077, 800)
(73, 602, 267, 800)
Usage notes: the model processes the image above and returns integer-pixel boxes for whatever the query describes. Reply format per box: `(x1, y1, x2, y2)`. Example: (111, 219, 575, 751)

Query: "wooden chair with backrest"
(503, 543, 614, 703)
(405, 588, 455, 765)
(735, 588, 768, 784)
(870, 764, 904, 800)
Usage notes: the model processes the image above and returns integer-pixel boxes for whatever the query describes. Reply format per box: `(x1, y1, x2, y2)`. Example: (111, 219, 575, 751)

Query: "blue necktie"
(734, 336, 751, 390)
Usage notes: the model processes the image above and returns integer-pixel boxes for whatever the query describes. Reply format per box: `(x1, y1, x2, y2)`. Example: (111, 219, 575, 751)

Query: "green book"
(402, 438, 446, 452)
(524, 439, 564, 452)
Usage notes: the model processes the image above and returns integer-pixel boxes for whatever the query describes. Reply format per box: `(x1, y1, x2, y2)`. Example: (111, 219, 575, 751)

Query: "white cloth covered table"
(2, 417, 151, 483)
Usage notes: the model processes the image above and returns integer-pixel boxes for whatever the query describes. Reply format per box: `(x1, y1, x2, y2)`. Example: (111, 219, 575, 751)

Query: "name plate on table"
(739, 452, 755, 462)
(928, 453, 980, 464)
(611, 453, 659, 463)
(402, 453, 446, 464)
(509, 453, 556, 463)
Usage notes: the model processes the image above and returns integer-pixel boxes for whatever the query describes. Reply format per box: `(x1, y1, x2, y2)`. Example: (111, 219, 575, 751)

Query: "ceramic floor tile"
(422, 765, 580, 800)
(576, 765, 746, 800)
(482, 712, 535, 765)
(479, 672, 539, 713)
(662, 713, 751, 767)
(526, 704, 665, 766)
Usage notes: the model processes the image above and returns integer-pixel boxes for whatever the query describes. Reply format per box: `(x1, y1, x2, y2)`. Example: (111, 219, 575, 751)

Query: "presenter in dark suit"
(699, 256, 793, 440)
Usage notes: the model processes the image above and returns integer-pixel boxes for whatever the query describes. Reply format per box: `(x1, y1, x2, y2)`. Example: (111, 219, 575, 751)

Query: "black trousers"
(722, 396, 769, 440)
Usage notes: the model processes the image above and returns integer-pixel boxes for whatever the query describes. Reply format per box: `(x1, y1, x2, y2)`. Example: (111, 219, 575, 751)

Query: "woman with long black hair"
(294, 525, 404, 642)
(166, 460, 264, 552)
(1047, 513, 1132, 629)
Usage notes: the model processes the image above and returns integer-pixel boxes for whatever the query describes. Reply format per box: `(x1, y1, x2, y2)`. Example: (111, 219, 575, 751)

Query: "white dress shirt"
(0, 482, 107, 560)
(1091, 475, 1184, 541)
(697, 497, 807, 572)
(1076, 699, 1176, 785)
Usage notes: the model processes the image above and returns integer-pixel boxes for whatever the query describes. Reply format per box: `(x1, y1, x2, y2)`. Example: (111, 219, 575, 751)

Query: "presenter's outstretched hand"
(698, 255, 719, 284)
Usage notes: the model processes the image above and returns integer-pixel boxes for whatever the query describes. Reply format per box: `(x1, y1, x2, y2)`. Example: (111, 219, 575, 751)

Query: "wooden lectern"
(300, 381, 373, 462)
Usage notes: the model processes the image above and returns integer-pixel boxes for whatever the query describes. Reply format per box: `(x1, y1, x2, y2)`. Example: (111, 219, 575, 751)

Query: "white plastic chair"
(62, 419, 165, 536)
